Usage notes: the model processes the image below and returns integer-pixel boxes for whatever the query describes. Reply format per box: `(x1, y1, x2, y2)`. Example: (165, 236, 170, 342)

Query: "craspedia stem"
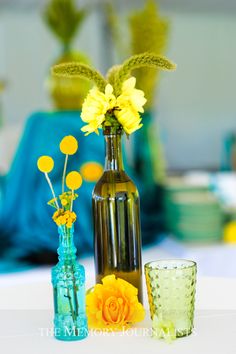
(45, 173, 59, 209)
(51, 62, 107, 92)
(70, 190, 74, 212)
(62, 154, 68, 194)
(114, 52, 176, 95)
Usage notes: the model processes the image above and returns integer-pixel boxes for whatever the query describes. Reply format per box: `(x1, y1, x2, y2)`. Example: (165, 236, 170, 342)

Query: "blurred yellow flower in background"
(60, 135, 78, 155)
(81, 84, 116, 135)
(66, 171, 83, 190)
(86, 274, 145, 331)
(224, 221, 236, 243)
(37, 156, 54, 173)
(80, 162, 103, 182)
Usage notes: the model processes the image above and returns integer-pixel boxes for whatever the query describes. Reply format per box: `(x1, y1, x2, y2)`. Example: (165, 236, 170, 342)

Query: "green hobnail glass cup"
(145, 259, 197, 338)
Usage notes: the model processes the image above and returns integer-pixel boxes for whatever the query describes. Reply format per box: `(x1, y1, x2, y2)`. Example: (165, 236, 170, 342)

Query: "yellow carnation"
(66, 171, 83, 190)
(115, 106, 143, 135)
(80, 162, 103, 182)
(114, 77, 146, 135)
(81, 84, 116, 135)
(37, 156, 54, 173)
(60, 135, 78, 155)
(86, 275, 145, 331)
(118, 77, 147, 113)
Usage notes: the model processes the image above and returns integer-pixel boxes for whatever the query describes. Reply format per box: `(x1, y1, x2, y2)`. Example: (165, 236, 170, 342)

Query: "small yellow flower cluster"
(53, 209, 77, 228)
(81, 77, 147, 135)
(59, 192, 78, 209)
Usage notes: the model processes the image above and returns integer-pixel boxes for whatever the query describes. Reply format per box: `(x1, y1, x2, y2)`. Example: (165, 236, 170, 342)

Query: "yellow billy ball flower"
(80, 162, 103, 182)
(60, 135, 78, 155)
(37, 156, 54, 173)
(66, 171, 83, 190)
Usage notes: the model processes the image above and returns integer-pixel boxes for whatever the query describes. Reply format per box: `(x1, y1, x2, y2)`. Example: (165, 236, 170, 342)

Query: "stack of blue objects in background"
(165, 179, 224, 242)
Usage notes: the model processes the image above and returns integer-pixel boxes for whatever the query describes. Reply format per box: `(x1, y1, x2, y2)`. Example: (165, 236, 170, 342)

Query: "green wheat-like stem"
(114, 52, 176, 95)
(106, 65, 121, 88)
(51, 52, 176, 96)
(51, 62, 107, 92)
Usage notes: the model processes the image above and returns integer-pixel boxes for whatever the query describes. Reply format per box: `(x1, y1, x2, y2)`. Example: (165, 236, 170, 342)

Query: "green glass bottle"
(93, 127, 143, 302)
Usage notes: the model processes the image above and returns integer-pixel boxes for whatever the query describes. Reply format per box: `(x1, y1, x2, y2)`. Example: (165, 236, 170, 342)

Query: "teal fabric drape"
(129, 111, 166, 241)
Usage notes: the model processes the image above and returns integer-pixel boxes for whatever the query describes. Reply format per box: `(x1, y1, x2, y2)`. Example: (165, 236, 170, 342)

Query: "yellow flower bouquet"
(51, 52, 176, 136)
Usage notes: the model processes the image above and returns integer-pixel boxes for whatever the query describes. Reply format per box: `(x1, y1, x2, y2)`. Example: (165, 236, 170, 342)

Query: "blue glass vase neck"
(57, 226, 77, 264)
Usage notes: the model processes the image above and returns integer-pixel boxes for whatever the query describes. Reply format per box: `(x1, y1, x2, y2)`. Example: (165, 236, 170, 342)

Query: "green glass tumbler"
(145, 259, 197, 338)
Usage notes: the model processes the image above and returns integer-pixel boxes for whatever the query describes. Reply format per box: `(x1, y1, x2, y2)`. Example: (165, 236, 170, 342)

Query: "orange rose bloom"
(86, 275, 145, 331)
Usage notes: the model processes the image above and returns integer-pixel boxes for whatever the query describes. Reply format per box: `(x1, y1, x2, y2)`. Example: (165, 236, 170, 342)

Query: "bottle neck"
(104, 130, 124, 171)
(57, 225, 77, 264)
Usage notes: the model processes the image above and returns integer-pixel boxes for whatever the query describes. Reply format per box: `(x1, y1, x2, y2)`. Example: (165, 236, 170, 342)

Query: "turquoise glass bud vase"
(51, 225, 88, 341)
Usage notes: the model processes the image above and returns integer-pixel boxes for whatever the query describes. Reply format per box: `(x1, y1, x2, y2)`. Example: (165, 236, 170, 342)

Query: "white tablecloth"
(0, 265, 236, 354)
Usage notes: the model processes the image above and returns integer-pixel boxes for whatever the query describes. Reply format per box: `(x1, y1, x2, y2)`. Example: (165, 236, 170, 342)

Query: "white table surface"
(0, 261, 236, 354)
